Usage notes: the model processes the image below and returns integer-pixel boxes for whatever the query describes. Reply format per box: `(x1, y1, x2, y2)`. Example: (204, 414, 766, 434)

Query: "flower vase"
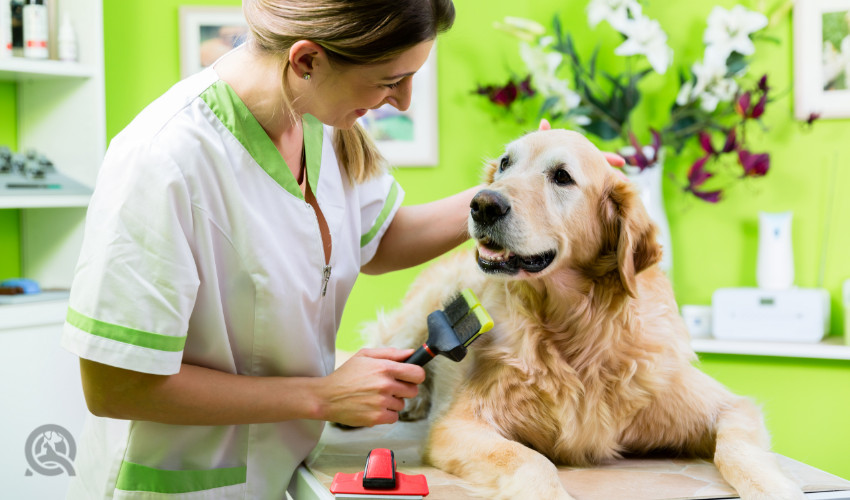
(623, 163, 673, 275)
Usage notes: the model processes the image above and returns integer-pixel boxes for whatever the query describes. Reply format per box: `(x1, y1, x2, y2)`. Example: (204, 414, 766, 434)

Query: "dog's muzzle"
(469, 189, 556, 275)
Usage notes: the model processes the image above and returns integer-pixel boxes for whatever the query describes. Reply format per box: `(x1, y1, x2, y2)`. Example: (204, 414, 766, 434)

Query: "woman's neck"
(214, 45, 299, 140)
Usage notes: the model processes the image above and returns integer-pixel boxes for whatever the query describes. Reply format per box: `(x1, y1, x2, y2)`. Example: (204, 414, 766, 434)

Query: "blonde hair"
(242, 0, 455, 183)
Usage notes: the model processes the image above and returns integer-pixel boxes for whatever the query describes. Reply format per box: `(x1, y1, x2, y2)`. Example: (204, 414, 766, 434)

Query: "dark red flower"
(684, 156, 722, 202)
(721, 129, 737, 153)
(687, 156, 712, 188)
(738, 150, 770, 177)
(698, 131, 715, 155)
(492, 81, 518, 107)
(806, 112, 821, 126)
(692, 189, 723, 203)
(519, 75, 535, 97)
(624, 130, 662, 170)
(758, 74, 770, 93)
(735, 92, 751, 118)
(751, 93, 767, 119)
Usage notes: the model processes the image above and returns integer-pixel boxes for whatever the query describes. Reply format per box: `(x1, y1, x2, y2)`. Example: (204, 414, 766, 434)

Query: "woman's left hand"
(538, 119, 625, 167)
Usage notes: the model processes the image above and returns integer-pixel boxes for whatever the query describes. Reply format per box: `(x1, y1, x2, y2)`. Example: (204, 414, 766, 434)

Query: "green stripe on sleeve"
(66, 308, 186, 352)
(360, 181, 400, 248)
(116, 461, 246, 494)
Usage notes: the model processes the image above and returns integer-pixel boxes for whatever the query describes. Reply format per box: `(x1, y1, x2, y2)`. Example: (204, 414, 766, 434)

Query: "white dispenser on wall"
(756, 211, 794, 289)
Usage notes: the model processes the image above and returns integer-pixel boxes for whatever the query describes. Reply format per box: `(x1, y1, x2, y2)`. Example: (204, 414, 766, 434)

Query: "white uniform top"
(61, 67, 403, 500)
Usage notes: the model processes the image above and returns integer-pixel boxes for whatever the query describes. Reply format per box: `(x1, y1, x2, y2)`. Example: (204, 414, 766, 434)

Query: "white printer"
(711, 287, 830, 343)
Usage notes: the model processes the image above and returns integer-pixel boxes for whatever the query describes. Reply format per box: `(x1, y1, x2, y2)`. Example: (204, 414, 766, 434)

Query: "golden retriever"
(362, 129, 804, 500)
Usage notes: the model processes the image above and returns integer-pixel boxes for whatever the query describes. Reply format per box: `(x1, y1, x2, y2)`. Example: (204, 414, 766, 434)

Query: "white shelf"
(0, 194, 90, 208)
(691, 336, 850, 360)
(0, 294, 68, 331)
(0, 58, 94, 81)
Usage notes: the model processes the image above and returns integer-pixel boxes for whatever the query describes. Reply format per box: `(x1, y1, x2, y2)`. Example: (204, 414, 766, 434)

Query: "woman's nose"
(386, 78, 413, 112)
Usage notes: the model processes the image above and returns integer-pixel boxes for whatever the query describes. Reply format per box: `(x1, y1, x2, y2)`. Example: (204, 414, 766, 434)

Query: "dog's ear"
(600, 176, 663, 297)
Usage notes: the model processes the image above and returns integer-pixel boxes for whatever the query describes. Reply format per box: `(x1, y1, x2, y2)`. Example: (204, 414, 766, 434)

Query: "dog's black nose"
(470, 189, 511, 225)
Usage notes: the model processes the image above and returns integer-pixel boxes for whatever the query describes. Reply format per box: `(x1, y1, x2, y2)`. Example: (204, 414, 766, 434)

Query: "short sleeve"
(61, 140, 200, 375)
(358, 172, 404, 266)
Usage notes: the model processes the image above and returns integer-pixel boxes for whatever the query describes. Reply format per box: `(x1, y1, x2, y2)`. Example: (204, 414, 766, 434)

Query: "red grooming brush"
(329, 448, 429, 499)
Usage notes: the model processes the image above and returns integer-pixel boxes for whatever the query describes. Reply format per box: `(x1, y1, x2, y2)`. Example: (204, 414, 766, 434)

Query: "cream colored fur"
(363, 130, 804, 500)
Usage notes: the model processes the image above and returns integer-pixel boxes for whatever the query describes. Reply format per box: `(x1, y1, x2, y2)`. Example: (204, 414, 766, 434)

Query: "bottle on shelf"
(22, 0, 48, 59)
(57, 12, 76, 62)
(1, 0, 12, 58)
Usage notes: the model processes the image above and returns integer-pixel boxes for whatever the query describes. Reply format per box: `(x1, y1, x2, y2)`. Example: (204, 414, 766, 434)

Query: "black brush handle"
(404, 345, 435, 366)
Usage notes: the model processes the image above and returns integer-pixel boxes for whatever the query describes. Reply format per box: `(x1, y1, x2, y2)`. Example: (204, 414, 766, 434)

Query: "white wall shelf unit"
(0, 58, 94, 80)
(692, 337, 850, 361)
(1, 0, 105, 289)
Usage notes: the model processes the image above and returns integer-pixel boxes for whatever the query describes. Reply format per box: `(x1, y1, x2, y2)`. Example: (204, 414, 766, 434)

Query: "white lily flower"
(703, 5, 768, 61)
(494, 16, 546, 43)
(587, 0, 642, 32)
(691, 50, 728, 98)
(689, 50, 738, 112)
(676, 80, 695, 106)
(614, 15, 673, 74)
(574, 114, 592, 126)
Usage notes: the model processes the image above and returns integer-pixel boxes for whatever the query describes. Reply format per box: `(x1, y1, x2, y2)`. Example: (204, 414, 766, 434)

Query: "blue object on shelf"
(0, 278, 41, 294)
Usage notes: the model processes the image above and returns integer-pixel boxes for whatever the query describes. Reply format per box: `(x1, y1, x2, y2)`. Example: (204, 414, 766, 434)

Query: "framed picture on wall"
(179, 6, 248, 79)
(359, 46, 439, 167)
(794, 0, 850, 119)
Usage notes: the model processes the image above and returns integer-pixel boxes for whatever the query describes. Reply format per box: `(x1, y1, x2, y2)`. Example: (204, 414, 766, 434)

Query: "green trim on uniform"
(66, 308, 186, 352)
(360, 181, 400, 248)
(115, 460, 246, 494)
(302, 113, 324, 197)
(200, 80, 323, 200)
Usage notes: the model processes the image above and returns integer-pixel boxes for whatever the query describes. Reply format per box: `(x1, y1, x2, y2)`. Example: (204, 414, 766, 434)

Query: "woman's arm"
(80, 347, 425, 427)
(361, 185, 479, 275)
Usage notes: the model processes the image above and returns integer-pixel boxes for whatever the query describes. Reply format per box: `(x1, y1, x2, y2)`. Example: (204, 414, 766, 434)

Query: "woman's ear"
(288, 40, 326, 79)
(601, 177, 662, 297)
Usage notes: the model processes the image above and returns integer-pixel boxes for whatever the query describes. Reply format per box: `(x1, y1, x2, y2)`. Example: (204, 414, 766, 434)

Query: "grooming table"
(288, 420, 850, 500)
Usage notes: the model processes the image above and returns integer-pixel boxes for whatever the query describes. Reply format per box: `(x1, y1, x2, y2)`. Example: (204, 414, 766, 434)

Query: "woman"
(62, 1, 466, 498)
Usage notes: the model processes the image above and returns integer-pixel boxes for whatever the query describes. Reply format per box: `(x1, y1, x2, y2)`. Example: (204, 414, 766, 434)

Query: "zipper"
(321, 265, 332, 297)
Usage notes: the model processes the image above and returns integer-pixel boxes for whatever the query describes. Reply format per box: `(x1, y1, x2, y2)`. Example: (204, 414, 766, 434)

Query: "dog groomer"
(61, 1, 470, 498)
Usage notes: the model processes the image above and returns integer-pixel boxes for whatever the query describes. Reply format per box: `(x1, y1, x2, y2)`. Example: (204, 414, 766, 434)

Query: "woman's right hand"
(316, 347, 426, 427)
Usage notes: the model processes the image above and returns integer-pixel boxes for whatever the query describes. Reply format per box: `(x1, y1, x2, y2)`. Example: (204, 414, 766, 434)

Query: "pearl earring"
(303, 73, 311, 81)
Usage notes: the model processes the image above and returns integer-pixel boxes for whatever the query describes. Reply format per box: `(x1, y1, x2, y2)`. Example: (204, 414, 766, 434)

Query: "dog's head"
(469, 129, 662, 297)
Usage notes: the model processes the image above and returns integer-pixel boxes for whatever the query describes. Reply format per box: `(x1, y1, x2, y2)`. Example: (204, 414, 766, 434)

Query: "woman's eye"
(499, 156, 510, 172)
(385, 81, 401, 89)
(552, 168, 574, 186)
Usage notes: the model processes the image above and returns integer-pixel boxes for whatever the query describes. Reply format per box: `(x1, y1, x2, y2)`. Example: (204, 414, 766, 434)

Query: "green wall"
(10, 0, 845, 479)
(0, 81, 19, 279)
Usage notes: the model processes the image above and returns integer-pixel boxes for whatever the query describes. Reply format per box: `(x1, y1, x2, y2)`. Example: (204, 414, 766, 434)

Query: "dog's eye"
(552, 168, 575, 186)
(498, 156, 510, 173)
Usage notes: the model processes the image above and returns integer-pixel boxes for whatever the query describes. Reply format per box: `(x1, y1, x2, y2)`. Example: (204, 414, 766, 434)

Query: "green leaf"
(726, 52, 748, 76)
(589, 45, 599, 79)
(539, 96, 561, 117)
(584, 119, 620, 140)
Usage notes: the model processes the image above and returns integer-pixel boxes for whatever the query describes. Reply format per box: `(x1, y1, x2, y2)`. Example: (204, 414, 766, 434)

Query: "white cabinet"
(0, 298, 88, 498)
(1, 0, 105, 289)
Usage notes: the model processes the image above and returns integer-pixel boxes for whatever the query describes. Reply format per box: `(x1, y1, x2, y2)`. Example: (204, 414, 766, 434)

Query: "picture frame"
(793, 0, 850, 119)
(179, 6, 249, 79)
(359, 46, 439, 167)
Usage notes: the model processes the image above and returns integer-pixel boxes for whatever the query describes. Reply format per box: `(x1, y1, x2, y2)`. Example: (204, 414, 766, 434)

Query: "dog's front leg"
(714, 397, 804, 500)
(425, 395, 574, 500)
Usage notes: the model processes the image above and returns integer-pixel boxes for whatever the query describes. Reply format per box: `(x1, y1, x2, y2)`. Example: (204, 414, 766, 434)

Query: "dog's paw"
(494, 457, 575, 500)
(737, 477, 805, 500)
(399, 380, 431, 421)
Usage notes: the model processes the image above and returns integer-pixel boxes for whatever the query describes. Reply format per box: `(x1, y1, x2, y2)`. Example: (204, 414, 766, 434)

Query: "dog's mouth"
(476, 237, 556, 275)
